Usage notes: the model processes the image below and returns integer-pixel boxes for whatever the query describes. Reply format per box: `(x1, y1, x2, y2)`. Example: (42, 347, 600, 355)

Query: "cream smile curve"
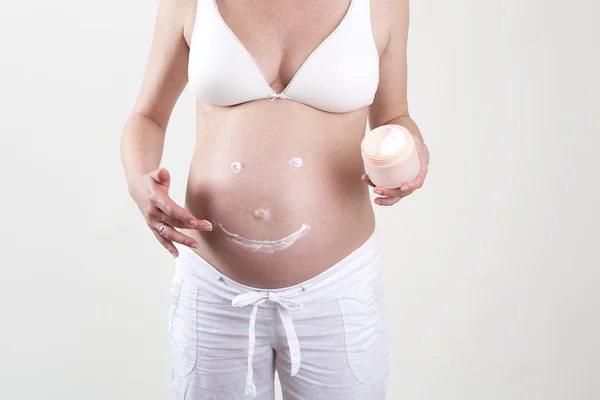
(216, 221, 311, 254)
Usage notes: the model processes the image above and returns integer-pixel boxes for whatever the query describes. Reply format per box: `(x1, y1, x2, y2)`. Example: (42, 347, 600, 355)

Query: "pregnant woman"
(121, 0, 429, 398)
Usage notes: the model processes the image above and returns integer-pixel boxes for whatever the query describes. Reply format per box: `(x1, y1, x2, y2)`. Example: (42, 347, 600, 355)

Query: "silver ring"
(158, 223, 168, 234)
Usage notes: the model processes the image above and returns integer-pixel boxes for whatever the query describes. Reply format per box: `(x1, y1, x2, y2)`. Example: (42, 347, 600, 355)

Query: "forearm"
(120, 112, 166, 188)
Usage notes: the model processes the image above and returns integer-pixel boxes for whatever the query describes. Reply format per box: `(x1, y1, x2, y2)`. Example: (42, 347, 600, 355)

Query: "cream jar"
(360, 124, 420, 188)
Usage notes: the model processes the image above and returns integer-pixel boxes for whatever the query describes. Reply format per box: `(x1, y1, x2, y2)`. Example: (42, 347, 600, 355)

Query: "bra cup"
(188, 6, 272, 105)
(283, 43, 379, 113)
(285, 0, 379, 112)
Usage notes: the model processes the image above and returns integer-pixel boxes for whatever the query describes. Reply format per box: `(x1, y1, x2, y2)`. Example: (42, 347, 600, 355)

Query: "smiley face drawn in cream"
(216, 221, 311, 253)
(223, 158, 309, 252)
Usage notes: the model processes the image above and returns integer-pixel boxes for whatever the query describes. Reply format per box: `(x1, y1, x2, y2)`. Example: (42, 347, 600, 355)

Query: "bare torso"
(180, 0, 390, 288)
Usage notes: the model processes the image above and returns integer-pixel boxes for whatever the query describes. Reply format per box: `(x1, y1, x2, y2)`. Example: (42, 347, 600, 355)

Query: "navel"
(253, 208, 271, 221)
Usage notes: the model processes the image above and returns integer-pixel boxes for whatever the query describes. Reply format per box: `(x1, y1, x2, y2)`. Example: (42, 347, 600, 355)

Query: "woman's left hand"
(361, 132, 430, 206)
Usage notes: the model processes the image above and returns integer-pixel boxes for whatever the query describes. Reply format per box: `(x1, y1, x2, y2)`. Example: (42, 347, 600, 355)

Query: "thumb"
(151, 167, 171, 187)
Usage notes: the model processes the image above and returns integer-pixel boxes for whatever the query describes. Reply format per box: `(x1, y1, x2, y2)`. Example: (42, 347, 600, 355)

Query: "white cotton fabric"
(169, 231, 389, 399)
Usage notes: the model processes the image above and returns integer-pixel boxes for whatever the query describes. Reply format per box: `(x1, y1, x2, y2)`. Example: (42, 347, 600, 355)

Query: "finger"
(374, 170, 427, 197)
(154, 210, 212, 231)
(372, 184, 411, 198)
(151, 210, 195, 229)
(155, 196, 212, 230)
(147, 201, 211, 231)
(154, 222, 199, 249)
(374, 196, 402, 206)
(151, 228, 178, 257)
(145, 204, 193, 229)
(150, 167, 171, 188)
(400, 173, 426, 194)
(361, 173, 376, 188)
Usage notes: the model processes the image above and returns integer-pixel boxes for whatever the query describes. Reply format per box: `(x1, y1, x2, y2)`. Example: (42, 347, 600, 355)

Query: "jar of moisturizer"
(360, 124, 420, 188)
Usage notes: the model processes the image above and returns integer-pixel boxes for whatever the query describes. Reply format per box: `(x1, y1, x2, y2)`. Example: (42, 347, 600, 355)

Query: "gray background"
(1, 0, 598, 399)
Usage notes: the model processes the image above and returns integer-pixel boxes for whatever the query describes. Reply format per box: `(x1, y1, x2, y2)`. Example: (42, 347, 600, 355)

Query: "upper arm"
(368, 0, 410, 128)
(131, 0, 195, 130)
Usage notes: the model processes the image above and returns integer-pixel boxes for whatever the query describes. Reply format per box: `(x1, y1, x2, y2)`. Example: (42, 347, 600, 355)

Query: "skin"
(121, 0, 430, 288)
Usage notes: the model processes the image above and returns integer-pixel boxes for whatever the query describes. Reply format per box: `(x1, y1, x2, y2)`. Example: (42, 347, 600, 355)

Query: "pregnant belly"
(180, 115, 375, 288)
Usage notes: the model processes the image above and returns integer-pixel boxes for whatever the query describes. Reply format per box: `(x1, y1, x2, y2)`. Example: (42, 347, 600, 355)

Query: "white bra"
(187, 0, 380, 113)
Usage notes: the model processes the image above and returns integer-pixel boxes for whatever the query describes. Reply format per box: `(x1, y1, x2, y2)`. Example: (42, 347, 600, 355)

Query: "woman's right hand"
(128, 167, 212, 257)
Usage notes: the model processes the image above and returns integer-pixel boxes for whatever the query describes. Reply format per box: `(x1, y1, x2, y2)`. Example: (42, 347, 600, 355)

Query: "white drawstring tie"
(232, 290, 303, 398)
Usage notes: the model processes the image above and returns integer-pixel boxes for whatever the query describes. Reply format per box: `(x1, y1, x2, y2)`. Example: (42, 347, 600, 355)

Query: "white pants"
(170, 231, 389, 399)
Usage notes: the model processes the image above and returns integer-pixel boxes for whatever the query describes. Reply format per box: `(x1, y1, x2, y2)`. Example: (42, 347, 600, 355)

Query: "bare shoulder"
(182, 0, 200, 48)
(153, 0, 198, 48)
(370, 0, 409, 57)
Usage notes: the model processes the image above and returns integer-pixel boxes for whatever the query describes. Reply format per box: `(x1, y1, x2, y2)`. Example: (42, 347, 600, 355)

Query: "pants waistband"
(173, 230, 381, 305)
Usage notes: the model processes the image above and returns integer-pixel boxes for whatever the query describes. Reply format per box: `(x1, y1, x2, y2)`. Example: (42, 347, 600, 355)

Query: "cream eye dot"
(230, 161, 243, 174)
(288, 157, 303, 168)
